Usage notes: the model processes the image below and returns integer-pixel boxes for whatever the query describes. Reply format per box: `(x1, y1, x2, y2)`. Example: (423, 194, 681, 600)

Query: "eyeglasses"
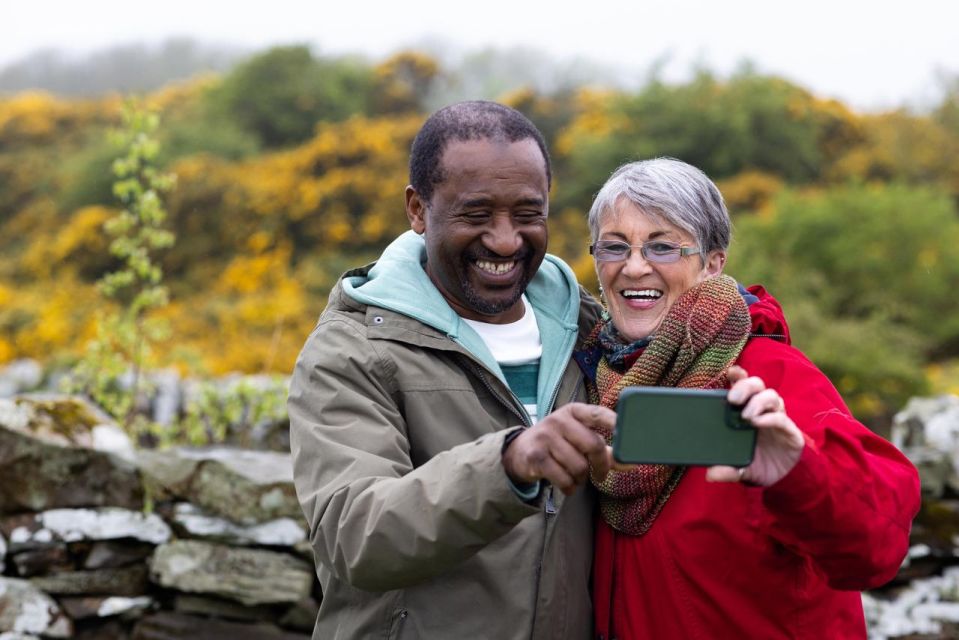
(589, 239, 702, 264)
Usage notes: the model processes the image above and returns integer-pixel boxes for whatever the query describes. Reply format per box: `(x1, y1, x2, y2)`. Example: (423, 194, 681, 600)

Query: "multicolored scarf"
(584, 274, 751, 535)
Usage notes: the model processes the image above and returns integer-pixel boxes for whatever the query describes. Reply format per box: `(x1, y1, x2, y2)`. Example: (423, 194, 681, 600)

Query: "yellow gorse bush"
(1, 50, 958, 425)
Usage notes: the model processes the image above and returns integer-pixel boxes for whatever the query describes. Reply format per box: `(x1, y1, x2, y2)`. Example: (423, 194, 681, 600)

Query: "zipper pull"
(545, 485, 557, 515)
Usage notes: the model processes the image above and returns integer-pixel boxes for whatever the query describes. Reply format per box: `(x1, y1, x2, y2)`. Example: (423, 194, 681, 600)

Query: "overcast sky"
(4, 0, 957, 110)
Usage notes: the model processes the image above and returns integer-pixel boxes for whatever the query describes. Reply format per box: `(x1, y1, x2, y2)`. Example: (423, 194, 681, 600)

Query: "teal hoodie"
(342, 230, 584, 423)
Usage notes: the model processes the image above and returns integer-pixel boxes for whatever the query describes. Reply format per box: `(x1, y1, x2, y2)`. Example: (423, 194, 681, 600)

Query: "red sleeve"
(738, 338, 920, 590)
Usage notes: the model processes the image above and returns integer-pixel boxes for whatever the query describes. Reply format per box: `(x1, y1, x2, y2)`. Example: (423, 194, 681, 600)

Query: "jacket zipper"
(749, 332, 787, 342)
(530, 368, 580, 640)
(543, 374, 584, 522)
(541, 327, 579, 416)
(455, 354, 531, 427)
(456, 330, 581, 640)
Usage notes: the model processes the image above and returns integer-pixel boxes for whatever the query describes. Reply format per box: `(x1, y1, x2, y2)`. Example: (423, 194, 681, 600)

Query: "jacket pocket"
(386, 598, 409, 640)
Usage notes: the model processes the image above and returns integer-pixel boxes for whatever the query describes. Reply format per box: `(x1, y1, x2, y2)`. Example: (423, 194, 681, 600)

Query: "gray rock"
(151, 369, 181, 426)
(30, 564, 149, 596)
(83, 541, 156, 570)
(39, 508, 171, 545)
(150, 540, 313, 606)
(279, 597, 320, 632)
(172, 594, 274, 622)
(0, 532, 6, 573)
(9, 545, 71, 577)
(1, 514, 55, 553)
(132, 612, 309, 640)
(901, 446, 958, 498)
(0, 396, 143, 512)
(67, 619, 129, 640)
(1, 508, 170, 556)
(91, 423, 137, 463)
(171, 503, 306, 547)
(892, 395, 959, 450)
(292, 540, 314, 564)
(0, 577, 72, 637)
(864, 565, 959, 639)
(135, 450, 196, 501)
(0, 360, 43, 398)
(138, 448, 299, 523)
(59, 595, 154, 621)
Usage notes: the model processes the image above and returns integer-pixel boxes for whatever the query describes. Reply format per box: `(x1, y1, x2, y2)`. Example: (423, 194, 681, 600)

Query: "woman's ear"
(704, 250, 726, 277)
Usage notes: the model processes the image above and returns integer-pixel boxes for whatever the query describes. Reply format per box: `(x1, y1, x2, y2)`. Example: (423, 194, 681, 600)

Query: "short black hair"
(409, 100, 551, 203)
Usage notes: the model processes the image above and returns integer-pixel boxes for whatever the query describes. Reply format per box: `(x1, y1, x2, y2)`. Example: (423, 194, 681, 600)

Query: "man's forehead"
(437, 137, 547, 178)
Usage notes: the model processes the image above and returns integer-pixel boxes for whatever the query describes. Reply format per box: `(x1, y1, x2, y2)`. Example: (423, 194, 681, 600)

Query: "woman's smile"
(619, 288, 664, 310)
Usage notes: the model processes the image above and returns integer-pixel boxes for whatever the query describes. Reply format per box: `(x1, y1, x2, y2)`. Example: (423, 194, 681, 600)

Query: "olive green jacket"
(288, 232, 602, 639)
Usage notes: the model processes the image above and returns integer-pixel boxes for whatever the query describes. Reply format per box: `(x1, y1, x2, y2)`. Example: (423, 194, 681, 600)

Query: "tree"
(370, 51, 440, 115)
(554, 71, 864, 212)
(729, 183, 959, 421)
(206, 45, 374, 148)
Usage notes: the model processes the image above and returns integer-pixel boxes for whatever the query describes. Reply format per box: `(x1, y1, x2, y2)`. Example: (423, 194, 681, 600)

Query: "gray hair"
(587, 158, 731, 255)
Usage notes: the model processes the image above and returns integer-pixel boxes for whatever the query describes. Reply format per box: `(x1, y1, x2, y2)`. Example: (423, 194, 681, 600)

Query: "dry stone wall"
(6, 387, 959, 639)
(0, 395, 317, 639)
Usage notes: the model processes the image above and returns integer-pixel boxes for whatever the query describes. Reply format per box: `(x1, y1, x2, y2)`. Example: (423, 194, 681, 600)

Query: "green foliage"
(774, 298, 928, 422)
(370, 51, 440, 115)
(160, 106, 260, 162)
(56, 137, 120, 212)
(66, 102, 175, 428)
(934, 73, 959, 136)
(506, 87, 583, 160)
(555, 71, 861, 212)
(733, 184, 959, 348)
(206, 45, 374, 148)
(101, 108, 176, 307)
(5, 50, 959, 428)
(729, 183, 959, 419)
(169, 377, 289, 448)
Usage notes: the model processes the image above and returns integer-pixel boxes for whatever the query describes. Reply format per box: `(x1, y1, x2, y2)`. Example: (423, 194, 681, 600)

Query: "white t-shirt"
(462, 295, 542, 422)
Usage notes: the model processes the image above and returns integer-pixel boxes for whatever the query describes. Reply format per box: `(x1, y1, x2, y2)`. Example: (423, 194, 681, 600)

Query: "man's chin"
(462, 284, 525, 318)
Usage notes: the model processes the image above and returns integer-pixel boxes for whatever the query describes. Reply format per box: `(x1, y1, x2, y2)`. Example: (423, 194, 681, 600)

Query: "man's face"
(406, 138, 549, 324)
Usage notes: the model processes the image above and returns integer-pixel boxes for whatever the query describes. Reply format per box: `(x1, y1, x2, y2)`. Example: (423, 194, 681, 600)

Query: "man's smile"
(475, 259, 517, 276)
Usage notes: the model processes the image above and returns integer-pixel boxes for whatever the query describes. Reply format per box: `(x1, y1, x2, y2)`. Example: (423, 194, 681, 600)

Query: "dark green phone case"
(612, 387, 756, 467)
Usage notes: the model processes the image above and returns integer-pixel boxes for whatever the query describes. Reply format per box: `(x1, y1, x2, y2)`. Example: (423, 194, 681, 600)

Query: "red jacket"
(592, 286, 920, 640)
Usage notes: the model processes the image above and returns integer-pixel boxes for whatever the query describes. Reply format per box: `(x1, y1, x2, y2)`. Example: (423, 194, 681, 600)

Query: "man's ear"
(406, 186, 427, 234)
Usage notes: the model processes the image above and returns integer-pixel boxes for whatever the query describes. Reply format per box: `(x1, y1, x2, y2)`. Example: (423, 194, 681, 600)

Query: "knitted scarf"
(585, 274, 751, 535)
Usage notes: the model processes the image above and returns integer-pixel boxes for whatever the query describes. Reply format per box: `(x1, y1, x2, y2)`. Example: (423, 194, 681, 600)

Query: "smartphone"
(612, 387, 756, 466)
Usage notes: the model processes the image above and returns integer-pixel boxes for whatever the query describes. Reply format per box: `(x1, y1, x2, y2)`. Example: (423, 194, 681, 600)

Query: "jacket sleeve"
(741, 339, 921, 591)
(288, 317, 539, 592)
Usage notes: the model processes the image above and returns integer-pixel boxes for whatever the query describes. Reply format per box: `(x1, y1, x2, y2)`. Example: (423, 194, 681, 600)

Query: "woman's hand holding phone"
(706, 365, 805, 487)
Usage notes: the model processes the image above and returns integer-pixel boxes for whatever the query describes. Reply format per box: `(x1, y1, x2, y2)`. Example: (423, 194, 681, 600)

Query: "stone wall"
(4, 389, 959, 639)
(864, 395, 959, 639)
(0, 395, 316, 639)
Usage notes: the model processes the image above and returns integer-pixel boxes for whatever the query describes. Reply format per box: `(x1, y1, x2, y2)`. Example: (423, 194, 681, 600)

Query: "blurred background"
(3, 3, 959, 639)
(2, 0, 959, 430)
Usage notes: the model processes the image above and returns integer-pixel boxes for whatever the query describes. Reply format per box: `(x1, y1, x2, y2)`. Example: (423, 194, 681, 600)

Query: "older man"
(289, 101, 615, 639)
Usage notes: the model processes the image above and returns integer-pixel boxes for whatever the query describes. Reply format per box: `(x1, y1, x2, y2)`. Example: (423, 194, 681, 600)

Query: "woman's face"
(595, 200, 726, 343)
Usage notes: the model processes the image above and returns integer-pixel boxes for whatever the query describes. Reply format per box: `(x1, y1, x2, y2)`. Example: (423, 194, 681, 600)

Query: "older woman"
(575, 158, 920, 639)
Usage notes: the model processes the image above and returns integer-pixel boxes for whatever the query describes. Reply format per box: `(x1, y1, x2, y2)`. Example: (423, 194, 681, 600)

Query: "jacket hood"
(745, 284, 791, 345)
(342, 230, 584, 418)
(342, 230, 462, 335)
